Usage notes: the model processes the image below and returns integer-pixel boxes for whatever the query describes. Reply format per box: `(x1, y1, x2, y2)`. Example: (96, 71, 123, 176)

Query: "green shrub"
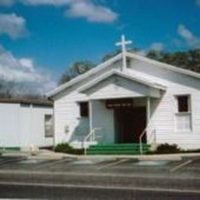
(148, 143, 200, 154)
(54, 143, 84, 155)
(154, 143, 181, 154)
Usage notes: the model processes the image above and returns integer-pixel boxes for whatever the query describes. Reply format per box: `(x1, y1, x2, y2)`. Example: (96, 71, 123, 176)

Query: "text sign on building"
(106, 98, 134, 109)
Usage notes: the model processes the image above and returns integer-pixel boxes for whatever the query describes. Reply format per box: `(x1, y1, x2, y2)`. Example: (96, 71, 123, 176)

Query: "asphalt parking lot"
(0, 154, 200, 177)
(0, 154, 199, 199)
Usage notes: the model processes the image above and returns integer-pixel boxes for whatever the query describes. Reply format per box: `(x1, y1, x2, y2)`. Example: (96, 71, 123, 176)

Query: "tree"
(59, 61, 95, 85)
(146, 49, 200, 73)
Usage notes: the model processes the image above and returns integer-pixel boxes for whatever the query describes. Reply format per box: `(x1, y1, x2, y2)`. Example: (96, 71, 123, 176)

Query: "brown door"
(115, 107, 146, 143)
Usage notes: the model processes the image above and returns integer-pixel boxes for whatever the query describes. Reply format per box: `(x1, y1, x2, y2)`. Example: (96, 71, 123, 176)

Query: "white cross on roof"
(116, 35, 132, 71)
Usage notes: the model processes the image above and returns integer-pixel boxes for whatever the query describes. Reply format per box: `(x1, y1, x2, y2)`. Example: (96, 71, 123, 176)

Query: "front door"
(115, 107, 146, 143)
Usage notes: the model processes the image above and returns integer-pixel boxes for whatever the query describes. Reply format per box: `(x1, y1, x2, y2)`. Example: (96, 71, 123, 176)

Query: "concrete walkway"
(1, 149, 75, 160)
(1, 149, 200, 161)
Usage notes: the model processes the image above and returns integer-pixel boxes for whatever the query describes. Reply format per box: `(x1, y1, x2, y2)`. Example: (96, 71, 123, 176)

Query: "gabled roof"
(47, 53, 122, 97)
(126, 52, 200, 79)
(78, 70, 166, 93)
(48, 51, 200, 97)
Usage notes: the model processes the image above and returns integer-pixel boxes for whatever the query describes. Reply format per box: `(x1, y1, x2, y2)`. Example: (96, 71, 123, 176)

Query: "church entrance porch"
(89, 97, 151, 145)
(114, 106, 146, 144)
(86, 97, 151, 155)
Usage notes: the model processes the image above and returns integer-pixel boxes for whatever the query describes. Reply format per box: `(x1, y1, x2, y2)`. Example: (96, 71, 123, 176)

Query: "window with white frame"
(175, 95, 191, 131)
(44, 114, 53, 137)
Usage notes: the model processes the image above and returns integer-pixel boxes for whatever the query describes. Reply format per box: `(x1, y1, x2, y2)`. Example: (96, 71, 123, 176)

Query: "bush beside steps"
(54, 143, 84, 155)
(148, 143, 200, 154)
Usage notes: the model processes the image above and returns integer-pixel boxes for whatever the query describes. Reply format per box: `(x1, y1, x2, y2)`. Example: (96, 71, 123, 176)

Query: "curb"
(2, 151, 200, 161)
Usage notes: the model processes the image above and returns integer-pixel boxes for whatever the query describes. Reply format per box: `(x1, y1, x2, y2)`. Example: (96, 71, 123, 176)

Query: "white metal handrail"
(139, 121, 156, 154)
(83, 127, 101, 155)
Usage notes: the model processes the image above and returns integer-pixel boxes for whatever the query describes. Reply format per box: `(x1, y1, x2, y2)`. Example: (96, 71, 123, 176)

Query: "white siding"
(54, 99, 89, 146)
(0, 103, 21, 147)
(0, 103, 53, 149)
(129, 59, 200, 149)
(20, 105, 53, 148)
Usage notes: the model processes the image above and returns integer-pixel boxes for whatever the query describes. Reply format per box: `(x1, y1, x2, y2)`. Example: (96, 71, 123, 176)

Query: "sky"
(0, 0, 200, 94)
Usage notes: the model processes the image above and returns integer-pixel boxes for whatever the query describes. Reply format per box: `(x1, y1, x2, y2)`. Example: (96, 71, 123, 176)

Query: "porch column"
(146, 97, 151, 144)
(89, 100, 93, 133)
(146, 97, 151, 123)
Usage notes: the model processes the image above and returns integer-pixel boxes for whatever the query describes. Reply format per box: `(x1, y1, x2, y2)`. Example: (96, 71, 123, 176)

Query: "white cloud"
(196, 0, 200, 7)
(20, 0, 118, 23)
(149, 42, 164, 51)
(19, 58, 35, 72)
(0, 45, 56, 95)
(0, 0, 14, 7)
(66, 0, 118, 23)
(19, 0, 72, 6)
(177, 24, 200, 48)
(0, 13, 27, 39)
(0, 0, 72, 6)
(137, 42, 164, 56)
(0, 0, 118, 24)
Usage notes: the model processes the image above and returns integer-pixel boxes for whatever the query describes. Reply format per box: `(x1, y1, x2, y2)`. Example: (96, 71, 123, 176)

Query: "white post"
(52, 105, 56, 151)
(140, 97, 151, 154)
(146, 97, 151, 143)
(30, 104, 33, 150)
(89, 100, 93, 142)
(147, 97, 151, 122)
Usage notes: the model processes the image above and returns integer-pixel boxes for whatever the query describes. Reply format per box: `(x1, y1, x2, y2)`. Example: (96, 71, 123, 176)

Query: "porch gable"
(79, 71, 165, 99)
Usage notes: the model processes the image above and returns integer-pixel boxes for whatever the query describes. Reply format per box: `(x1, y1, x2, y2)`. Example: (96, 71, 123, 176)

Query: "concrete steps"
(86, 143, 149, 155)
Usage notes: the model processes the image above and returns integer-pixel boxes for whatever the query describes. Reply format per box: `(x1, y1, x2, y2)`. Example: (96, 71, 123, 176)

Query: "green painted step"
(88, 148, 146, 152)
(88, 147, 148, 151)
(0, 147, 20, 151)
(89, 144, 149, 148)
(88, 144, 149, 149)
(86, 143, 149, 155)
(87, 151, 142, 155)
(91, 143, 147, 147)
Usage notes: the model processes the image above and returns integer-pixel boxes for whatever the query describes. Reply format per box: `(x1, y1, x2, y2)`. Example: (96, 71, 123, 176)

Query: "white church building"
(48, 36, 200, 153)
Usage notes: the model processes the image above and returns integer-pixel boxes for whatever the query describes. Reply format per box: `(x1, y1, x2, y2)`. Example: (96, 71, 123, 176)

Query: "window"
(45, 115, 53, 137)
(177, 95, 189, 112)
(176, 114, 191, 131)
(79, 102, 89, 117)
(175, 95, 191, 131)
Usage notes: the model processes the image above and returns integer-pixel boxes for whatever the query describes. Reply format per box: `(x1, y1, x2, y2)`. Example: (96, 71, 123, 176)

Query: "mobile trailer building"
(0, 98, 53, 151)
